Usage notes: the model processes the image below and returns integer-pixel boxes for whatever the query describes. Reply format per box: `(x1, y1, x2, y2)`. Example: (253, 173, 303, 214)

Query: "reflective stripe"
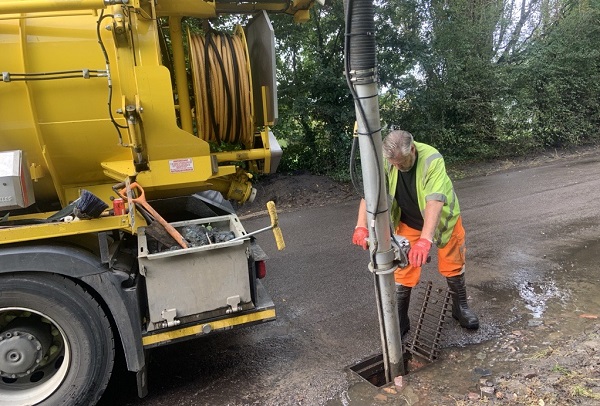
(426, 193, 446, 203)
(422, 152, 442, 184)
(436, 191, 457, 246)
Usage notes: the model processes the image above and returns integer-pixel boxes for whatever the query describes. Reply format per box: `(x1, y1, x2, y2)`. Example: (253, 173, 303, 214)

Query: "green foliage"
(525, 2, 600, 148)
(378, 0, 600, 162)
(264, 0, 600, 175)
(571, 384, 600, 399)
(552, 364, 570, 374)
(271, 4, 355, 176)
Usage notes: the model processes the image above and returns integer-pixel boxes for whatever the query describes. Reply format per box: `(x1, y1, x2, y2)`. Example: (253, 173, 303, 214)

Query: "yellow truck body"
(0, 1, 313, 404)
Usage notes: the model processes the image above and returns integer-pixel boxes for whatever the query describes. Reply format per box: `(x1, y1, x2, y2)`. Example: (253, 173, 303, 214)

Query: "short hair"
(382, 130, 414, 160)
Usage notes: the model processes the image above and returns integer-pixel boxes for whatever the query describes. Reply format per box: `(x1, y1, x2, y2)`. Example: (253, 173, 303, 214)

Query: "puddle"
(328, 238, 600, 405)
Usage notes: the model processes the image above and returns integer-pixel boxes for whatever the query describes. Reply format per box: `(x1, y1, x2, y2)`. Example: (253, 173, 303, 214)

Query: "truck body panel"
(0, 1, 315, 403)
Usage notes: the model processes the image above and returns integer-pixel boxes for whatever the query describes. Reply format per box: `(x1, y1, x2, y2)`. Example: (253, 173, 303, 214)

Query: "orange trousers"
(394, 216, 466, 287)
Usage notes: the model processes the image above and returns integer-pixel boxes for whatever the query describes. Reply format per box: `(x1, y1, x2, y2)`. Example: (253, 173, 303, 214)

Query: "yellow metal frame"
(0, 214, 133, 244)
(169, 16, 193, 134)
(142, 308, 276, 348)
(0, 0, 106, 14)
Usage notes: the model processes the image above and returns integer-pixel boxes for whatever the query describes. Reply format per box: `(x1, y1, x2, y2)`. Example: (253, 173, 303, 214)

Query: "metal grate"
(404, 281, 453, 362)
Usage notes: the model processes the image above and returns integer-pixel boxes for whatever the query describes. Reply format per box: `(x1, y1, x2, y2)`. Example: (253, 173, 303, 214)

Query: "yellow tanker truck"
(0, 1, 315, 404)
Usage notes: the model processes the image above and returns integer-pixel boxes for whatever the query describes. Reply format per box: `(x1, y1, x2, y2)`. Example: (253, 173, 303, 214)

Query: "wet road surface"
(99, 155, 600, 405)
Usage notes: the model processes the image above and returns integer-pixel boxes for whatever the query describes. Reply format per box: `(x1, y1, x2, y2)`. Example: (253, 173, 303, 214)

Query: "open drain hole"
(349, 353, 388, 387)
(348, 352, 433, 387)
(348, 281, 453, 388)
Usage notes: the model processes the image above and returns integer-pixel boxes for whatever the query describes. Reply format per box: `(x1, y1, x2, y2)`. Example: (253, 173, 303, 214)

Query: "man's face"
(389, 145, 416, 172)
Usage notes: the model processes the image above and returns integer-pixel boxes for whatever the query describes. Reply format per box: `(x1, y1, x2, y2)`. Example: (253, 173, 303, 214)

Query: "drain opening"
(348, 281, 453, 387)
(349, 353, 387, 387)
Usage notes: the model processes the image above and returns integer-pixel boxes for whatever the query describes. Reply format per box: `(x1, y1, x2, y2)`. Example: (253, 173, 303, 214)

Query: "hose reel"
(188, 26, 254, 148)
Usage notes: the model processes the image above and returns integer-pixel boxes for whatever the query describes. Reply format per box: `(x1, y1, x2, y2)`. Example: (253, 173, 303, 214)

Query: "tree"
(271, 0, 600, 174)
(524, 0, 600, 148)
(272, 3, 355, 176)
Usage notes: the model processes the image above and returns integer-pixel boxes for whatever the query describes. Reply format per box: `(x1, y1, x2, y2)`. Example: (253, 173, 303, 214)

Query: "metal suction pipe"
(345, 0, 405, 380)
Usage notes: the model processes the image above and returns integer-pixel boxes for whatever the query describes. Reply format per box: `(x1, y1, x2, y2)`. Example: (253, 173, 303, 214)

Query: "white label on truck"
(169, 158, 194, 173)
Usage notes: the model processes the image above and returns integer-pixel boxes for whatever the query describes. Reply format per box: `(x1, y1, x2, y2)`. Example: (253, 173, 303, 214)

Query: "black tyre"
(0, 273, 114, 406)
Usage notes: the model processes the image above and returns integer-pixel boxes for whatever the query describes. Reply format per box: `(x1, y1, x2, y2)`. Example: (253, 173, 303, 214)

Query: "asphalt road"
(100, 154, 600, 405)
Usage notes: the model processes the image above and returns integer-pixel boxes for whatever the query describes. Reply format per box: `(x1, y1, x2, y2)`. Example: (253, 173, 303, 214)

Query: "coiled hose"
(188, 27, 254, 148)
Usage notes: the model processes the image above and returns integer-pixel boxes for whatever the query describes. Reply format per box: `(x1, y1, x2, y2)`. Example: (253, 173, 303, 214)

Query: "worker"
(352, 129, 479, 336)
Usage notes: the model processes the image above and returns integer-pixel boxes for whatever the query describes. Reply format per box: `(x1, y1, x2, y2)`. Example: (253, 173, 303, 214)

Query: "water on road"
(99, 155, 600, 405)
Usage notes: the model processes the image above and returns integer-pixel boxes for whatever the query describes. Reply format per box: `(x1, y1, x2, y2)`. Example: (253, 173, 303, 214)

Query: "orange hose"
(188, 28, 253, 147)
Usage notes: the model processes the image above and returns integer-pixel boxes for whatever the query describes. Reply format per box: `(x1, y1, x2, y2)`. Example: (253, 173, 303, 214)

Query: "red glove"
(352, 226, 369, 250)
(409, 238, 432, 267)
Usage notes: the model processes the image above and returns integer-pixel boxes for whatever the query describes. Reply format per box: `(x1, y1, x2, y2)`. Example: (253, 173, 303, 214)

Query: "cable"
(123, 7, 138, 67)
(157, 18, 173, 77)
(3, 70, 107, 81)
(96, 9, 129, 149)
(129, 5, 155, 21)
(188, 27, 253, 148)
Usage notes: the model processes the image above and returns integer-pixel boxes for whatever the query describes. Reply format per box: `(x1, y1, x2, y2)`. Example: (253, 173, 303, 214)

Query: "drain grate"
(404, 281, 453, 362)
(348, 281, 453, 387)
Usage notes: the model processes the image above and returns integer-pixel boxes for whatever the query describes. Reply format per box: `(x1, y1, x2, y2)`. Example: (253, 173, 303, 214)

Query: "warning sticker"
(169, 158, 194, 173)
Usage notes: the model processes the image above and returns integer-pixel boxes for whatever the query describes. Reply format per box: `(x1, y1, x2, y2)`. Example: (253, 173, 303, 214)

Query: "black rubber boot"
(396, 285, 412, 337)
(446, 274, 479, 330)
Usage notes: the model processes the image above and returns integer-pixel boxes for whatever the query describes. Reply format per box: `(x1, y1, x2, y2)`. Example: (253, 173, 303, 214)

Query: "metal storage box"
(0, 150, 35, 210)
(138, 215, 252, 332)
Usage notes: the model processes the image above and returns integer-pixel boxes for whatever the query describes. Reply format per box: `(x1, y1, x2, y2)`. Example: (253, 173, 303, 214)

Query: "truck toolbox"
(138, 215, 253, 332)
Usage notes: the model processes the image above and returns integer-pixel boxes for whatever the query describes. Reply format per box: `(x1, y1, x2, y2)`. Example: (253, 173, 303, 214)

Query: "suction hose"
(188, 28, 254, 148)
(347, 0, 376, 75)
(345, 0, 405, 380)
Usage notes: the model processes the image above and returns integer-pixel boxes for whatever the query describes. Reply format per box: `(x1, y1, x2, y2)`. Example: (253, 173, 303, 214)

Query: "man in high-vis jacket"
(352, 129, 479, 335)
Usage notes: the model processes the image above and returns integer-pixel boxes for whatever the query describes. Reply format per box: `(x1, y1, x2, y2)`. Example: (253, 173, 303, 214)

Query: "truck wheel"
(0, 273, 114, 406)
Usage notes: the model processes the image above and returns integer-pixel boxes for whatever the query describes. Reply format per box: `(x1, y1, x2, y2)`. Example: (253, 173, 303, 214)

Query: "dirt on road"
(236, 170, 356, 218)
(238, 145, 600, 217)
(240, 145, 600, 405)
